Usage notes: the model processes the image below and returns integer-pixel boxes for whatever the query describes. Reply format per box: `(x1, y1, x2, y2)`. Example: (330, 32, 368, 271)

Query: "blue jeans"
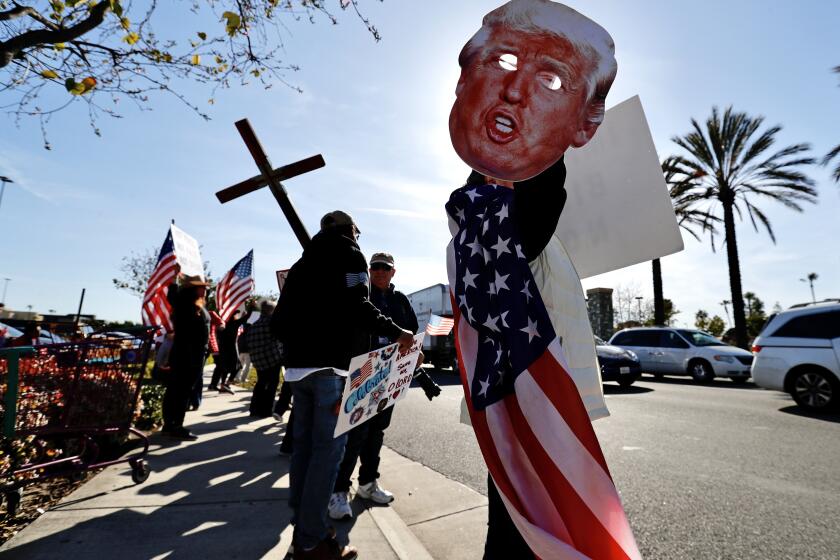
(289, 371, 348, 549)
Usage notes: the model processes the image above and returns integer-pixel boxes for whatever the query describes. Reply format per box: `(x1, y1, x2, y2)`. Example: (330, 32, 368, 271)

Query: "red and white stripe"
(141, 251, 178, 334)
(425, 313, 455, 336)
(216, 268, 254, 322)
(451, 294, 641, 560)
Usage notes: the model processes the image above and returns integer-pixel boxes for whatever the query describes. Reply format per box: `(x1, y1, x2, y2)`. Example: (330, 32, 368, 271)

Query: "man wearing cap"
(273, 211, 415, 560)
(328, 252, 420, 520)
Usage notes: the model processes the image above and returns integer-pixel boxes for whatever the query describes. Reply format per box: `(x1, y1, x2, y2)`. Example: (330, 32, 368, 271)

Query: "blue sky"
(1, 0, 838, 327)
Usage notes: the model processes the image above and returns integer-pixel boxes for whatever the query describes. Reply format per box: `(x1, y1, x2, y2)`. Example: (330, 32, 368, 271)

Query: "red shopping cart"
(0, 328, 155, 516)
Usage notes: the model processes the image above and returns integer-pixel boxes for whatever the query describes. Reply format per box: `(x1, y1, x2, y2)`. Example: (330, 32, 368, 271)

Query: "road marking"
(622, 446, 644, 451)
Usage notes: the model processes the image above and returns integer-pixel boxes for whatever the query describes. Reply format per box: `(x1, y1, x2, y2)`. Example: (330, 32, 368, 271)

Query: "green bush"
(134, 383, 166, 431)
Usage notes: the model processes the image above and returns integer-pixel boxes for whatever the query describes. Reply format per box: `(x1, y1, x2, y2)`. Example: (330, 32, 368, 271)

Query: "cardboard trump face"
(449, 0, 617, 182)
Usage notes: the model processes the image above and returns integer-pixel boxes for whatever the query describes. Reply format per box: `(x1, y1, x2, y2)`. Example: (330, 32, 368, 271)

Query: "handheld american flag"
(141, 229, 179, 334)
(425, 313, 455, 336)
(446, 183, 640, 560)
(217, 250, 255, 322)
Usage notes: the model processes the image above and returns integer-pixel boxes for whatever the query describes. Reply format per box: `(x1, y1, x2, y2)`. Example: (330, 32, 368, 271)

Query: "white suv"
(609, 327, 754, 383)
(751, 301, 840, 412)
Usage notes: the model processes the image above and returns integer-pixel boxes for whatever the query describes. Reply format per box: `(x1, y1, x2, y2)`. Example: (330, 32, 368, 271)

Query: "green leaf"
(122, 32, 140, 45)
(41, 70, 59, 79)
(64, 78, 86, 95)
(197, 31, 207, 41)
(110, 0, 123, 17)
(221, 11, 241, 37)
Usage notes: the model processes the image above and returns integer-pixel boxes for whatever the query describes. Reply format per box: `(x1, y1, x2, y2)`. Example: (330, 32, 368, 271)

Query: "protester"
(445, 2, 638, 558)
(328, 252, 423, 519)
(247, 300, 284, 417)
(162, 275, 210, 440)
(0, 326, 9, 348)
(272, 211, 415, 560)
(234, 318, 253, 383)
(209, 309, 246, 394)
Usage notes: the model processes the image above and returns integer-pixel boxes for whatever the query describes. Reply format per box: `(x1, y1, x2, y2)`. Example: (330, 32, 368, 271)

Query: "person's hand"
(396, 330, 414, 352)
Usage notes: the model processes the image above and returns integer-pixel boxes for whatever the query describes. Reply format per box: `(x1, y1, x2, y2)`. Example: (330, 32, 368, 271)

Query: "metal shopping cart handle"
(0, 346, 35, 438)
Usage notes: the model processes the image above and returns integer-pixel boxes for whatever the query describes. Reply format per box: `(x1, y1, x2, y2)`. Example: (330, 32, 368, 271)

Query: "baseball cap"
(369, 252, 395, 267)
(320, 210, 359, 233)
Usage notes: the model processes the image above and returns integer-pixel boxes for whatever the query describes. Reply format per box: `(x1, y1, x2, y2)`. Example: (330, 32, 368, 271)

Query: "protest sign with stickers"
(334, 333, 425, 437)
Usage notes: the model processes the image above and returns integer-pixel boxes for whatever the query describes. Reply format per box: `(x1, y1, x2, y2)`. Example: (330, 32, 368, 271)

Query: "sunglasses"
(370, 263, 393, 272)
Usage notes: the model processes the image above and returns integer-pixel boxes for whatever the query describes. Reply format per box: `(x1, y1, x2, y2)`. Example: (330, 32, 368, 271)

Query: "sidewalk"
(0, 368, 487, 559)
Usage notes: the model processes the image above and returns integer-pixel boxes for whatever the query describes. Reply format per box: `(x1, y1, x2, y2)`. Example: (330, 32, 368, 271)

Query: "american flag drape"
(446, 183, 640, 560)
(425, 313, 455, 336)
(141, 229, 179, 334)
(216, 250, 255, 322)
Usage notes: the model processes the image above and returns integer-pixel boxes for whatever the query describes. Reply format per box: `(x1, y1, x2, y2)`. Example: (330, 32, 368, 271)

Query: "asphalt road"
(385, 370, 840, 560)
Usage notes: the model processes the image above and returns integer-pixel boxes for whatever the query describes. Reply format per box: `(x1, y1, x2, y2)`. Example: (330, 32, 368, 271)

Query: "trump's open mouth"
(485, 109, 519, 144)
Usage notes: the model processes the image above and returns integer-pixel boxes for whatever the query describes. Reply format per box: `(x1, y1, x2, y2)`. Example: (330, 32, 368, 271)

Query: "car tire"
(689, 360, 714, 383)
(617, 376, 636, 388)
(790, 369, 838, 412)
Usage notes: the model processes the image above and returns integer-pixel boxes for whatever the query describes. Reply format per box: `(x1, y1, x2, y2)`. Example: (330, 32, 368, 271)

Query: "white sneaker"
(328, 491, 353, 520)
(356, 480, 394, 504)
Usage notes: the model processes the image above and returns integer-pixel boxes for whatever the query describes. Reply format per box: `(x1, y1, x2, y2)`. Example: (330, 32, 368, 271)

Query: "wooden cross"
(216, 118, 325, 248)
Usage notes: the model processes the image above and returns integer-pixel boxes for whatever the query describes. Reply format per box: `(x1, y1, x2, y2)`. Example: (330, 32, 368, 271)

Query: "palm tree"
(823, 66, 840, 183)
(672, 106, 817, 348)
(651, 157, 719, 325)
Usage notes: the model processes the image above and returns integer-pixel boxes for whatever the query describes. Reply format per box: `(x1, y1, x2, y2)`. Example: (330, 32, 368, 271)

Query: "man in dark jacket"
(273, 211, 414, 560)
(328, 252, 419, 519)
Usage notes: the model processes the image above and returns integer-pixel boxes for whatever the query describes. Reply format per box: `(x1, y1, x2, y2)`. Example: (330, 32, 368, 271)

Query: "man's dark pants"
(289, 371, 348, 550)
(250, 363, 281, 417)
(484, 473, 534, 559)
(334, 405, 394, 492)
(162, 372, 192, 430)
(210, 349, 238, 387)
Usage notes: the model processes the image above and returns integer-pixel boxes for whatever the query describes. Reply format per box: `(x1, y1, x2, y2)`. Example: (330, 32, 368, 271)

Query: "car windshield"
(676, 329, 723, 347)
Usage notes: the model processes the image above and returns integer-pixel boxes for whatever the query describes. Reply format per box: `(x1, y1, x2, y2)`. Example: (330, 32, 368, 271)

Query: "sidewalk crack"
(406, 504, 487, 528)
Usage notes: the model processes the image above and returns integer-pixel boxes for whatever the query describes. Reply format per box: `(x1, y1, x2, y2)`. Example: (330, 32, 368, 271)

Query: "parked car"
(751, 301, 840, 412)
(609, 327, 753, 383)
(595, 336, 641, 387)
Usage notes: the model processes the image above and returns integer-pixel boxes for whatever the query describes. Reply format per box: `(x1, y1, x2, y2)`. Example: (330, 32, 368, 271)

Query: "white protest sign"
(334, 333, 425, 438)
(559, 96, 684, 279)
(170, 224, 205, 279)
(276, 269, 289, 292)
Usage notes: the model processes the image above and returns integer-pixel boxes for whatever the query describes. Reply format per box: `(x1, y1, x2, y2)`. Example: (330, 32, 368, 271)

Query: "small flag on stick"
(425, 314, 454, 336)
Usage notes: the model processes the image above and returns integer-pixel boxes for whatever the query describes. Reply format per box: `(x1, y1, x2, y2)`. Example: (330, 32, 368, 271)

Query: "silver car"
(609, 327, 753, 383)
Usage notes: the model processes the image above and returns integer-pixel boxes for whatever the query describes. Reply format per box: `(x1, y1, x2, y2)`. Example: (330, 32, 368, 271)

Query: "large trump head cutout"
(449, 0, 617, 182)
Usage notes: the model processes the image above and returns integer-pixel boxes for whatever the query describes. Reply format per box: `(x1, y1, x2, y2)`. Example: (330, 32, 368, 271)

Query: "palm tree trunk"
(722, 197, 748, 348)
(652, 258, 664, 325)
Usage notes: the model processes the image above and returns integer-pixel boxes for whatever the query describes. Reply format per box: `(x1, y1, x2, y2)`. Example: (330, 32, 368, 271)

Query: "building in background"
(586, 287, 614, 341)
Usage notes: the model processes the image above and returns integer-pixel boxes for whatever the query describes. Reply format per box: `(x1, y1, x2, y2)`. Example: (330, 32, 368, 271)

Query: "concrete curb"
(368, 503, 435, 560)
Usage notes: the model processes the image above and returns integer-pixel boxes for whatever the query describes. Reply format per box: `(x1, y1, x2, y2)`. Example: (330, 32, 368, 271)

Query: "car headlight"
(713, 355, 734, 363)
(625, 350, 638, 361)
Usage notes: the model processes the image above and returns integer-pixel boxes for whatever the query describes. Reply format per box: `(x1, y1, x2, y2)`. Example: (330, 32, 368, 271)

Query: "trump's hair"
(458, 0, 617, 126)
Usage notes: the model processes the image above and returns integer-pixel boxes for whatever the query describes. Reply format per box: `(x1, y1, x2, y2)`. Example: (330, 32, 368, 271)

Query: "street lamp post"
(635, 296, 644, 323)
(1, 277, 10, 306)
(0, 176, 13, 211)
